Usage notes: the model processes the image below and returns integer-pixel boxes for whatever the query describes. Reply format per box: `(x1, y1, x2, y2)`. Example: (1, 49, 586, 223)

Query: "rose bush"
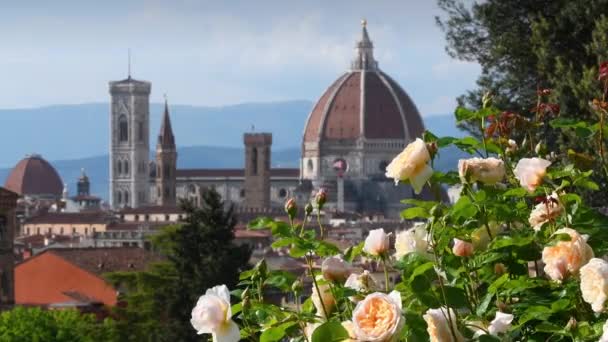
(189, 64, 608, 341)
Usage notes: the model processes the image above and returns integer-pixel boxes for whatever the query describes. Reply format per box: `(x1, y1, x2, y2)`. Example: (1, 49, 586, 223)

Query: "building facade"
(109, 76, 152, 209)
(0, 187, 18, 305)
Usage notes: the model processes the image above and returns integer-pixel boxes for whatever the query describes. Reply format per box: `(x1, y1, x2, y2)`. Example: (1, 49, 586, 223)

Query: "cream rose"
(580, 258, 608, 313)
(311, 283, 335, 319)
(345, 270, 379, 302)
(528, 192, 562, 231)
(600, 320, 608, 342)
(458, 157, 505, 184)
(471, 311, 514, 337)
(385, 138, 433, 194)
(514, 157, 552, 192)
(322, 256, 351, 283)
(364, 228, 390, 256)
(542, 228, 594, 282)
(190, 284, 240, 342)
(352, 291, 404, 342)
(341, 321, 357, 342)
(423, 307, 464, 342)
(452, 238, 474, 257)
(394, 226, 428, 259)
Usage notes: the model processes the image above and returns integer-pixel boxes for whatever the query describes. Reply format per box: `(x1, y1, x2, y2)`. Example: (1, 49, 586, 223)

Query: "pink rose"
(452, 238, 474, 257)
(513, 158, 551, 192)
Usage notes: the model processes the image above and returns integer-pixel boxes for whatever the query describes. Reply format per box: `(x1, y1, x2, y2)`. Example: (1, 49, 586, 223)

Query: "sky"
(0, 0, 480, 116)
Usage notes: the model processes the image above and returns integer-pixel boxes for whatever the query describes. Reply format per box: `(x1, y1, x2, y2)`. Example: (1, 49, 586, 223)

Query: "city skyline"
(0, 0, 479, 116)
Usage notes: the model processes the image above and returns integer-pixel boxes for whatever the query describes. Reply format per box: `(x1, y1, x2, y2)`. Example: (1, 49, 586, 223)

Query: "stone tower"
(0, 187, 18, 305)
(109, 76, 151, 208)
(77, 168, 90, 196)
(243, 133, 272, 208)
(155, 99, 177, 206)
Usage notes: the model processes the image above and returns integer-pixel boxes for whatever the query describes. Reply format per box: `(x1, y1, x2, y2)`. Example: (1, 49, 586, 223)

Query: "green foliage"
(0, 307, 118, 341)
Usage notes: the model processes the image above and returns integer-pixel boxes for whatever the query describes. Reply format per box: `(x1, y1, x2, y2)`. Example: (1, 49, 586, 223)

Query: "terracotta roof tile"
(4, 155, 63, 197)
(25, 212, 110, 225)
(48, 247, 162, 276)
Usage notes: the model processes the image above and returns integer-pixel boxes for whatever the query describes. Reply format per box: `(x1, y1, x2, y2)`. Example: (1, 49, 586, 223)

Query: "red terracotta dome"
(303, 22, 425, 143)
(4, 154, 63, 197)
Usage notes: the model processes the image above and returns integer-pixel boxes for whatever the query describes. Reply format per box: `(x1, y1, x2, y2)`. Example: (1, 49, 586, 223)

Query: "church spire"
(351, 19, 378, 71)
(157, 95, 175, 149)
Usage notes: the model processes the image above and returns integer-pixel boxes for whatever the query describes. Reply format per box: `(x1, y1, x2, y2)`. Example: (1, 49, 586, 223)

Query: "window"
(92, 227, 96, 234)
(278, 188, 287, 198)
(251, 148, 258, 175)
(0, 215, 5, 241)
(240, 189, 245, 198)
(117, 160, 122, 175)
(60, 227, 64, 235)
(26, 228, 30, 235)
(117, 191, 122, 204)
(72, 227, 76, 234)
(138, 121, 144, 141)
(145, 215, 149, 222)
(124, 160, 129, 175)
(47, 228, 51, 234)
(164, 187, 170, 198)
(124, 191, 129, 204)
(119, 115, 128, 142)
(164, 165, 171, 179)
(307, 159, 313, 172)
(165, 215, 170, 221)
(157, 186, 161, 197)
(85, 227, 88, 236)
(36, 227, 40, 235)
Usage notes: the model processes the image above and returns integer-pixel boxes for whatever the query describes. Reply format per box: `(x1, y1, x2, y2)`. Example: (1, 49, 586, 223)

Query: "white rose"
(528, 192, 563, 231)
(506, 139, 518, 154)
(580, 258, 608, 313)
(458, 157, 505, 184)
(385, 138, 433, 194)
(190, 284, 240, 342)
(452, 238, 474, 257)
(513, 157, 552, 192)
(542, 228, 594, 282)
(423, 307, 464, 342)
(364, 228, 390, 257)
(488, 312, 514, 335)
(311, 283, 335, 319)
(345, 270, 379, 302)
(394, 226, 428, 259)
(600, 320, 608, 342)
(322, 256, 351, 282)
(352, 291, 404, 342)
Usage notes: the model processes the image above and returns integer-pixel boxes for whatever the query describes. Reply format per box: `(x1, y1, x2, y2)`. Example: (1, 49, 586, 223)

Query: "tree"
(107, 188, 252, 341)
(436, 0, 608, 205)
(0, 307, 118, 341)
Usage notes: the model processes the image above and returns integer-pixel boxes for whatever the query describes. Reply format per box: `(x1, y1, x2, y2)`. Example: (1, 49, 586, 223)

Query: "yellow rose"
(423, 307, 464, 342)
(352, 291, 404, 342)
(385, 138, 433, 194)
(542, 228, 593, 282)
(513, 157, 551, 192)
(580, 258, 608, 313)
(458, 157, 505, 184)
(394, 226, 428, 259)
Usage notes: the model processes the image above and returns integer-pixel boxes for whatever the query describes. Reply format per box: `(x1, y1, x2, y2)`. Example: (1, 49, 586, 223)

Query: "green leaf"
(260, 326, 286, 342)
(311, 321, 350, 342)
(455, 107, 477, 122)
(503, 188, 527, 197)
(344, 242, 364, 262)
(478, 335, 501, 342)
(451, 196, 478, 219)
(401, 206, 430, 219)
(444, 286, 468, 308)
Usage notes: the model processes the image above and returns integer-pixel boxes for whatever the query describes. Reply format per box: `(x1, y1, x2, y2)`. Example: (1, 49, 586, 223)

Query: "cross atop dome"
(351, 19, 378, 71)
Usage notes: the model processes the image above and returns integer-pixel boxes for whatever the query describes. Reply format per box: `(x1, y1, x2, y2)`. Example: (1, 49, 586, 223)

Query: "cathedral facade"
(108, 22, 431, 217)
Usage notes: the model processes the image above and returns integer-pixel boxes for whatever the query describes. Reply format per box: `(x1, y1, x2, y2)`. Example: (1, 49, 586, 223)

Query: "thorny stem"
(306, 256, 329, 320)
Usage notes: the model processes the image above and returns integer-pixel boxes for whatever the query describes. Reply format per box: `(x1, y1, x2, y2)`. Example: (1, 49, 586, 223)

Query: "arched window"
(124, 160, 129, 175)
(124, 191, 129, 204)
(117, 191, 122, 204)
(307, 159, 314, 172)
(157, 186, 161, 197)
(119, 115, 128, 142)
(278, 188, 287, 198)
(117, 160, 122, 175)
(252, 148, 258, 175)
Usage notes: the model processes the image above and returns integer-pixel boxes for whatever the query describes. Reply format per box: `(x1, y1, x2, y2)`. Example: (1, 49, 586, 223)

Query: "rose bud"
(284, 198, 297, 219)
(321, 256, 351, 282)
(363, 228, 390, 257)
(315, 188, 327, 210)
(305, 202, 313, 216)
(452, 238, 474, 257)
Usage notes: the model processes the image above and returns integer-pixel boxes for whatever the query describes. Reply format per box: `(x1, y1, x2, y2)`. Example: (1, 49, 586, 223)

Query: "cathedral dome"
(303, 22, 425, 143)
(4, 154, 63, 197)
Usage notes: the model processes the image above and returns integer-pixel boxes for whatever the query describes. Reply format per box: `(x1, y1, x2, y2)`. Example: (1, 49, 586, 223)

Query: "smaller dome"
(4, 154, 63, 197)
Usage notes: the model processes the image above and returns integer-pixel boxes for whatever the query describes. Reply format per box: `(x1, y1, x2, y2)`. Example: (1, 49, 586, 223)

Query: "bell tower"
(244, 133, 272, 208)
(155, 97, 177, 206)
(109, 75, 151, 208)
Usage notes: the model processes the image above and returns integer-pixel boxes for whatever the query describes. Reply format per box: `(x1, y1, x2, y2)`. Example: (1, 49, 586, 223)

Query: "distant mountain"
(0, 101, 467, 200)
(0, 101, 464, 168)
